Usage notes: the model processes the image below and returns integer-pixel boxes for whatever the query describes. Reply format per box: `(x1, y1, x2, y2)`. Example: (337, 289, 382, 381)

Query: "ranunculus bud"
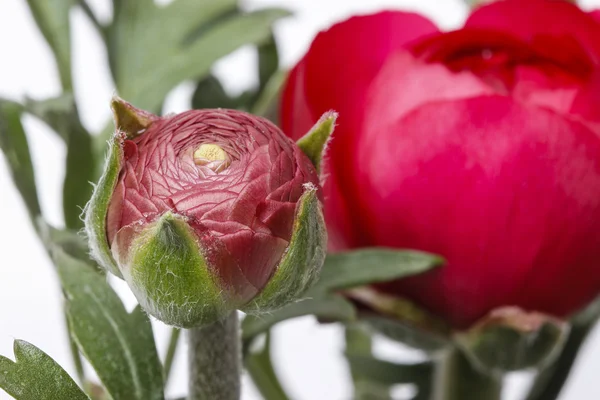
(86, 97, 334, 328)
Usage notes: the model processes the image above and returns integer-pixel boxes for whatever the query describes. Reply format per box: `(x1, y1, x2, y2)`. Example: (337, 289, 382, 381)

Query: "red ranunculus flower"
(281, 0, 600, 329)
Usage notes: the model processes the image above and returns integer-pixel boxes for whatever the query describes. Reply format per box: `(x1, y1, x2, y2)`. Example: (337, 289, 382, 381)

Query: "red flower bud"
(86, 98, 332, 327)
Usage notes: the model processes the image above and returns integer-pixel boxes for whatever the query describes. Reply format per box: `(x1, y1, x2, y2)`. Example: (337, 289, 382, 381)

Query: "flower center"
(193, 143, 230, 173)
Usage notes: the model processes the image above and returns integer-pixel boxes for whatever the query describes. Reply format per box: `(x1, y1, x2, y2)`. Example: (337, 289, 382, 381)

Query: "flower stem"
(188, 312, 241, 400)
(432, 347, 502, 400)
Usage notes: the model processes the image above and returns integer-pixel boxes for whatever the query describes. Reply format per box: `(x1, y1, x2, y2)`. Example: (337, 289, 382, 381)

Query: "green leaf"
(54, 250, 164, 400)
(244, 187, 326, 312)
(25, 0, 74, 90)
(346, 354, 433, 387)
(0, 100, 41, 224)
(38, 219, 92, 263)
(242, 295, 356, 342)
(25, 95, 95, 229)
(25, 94, 75, 141)
(251, 69, 287, 121)
(192, 75, 239, 110)
(245, 333, 290, 400)
(456, 308, 568, 374)
(107, 0, 289, 113)
(311, 248, 443, 293)
(0, 340, 88, 400)
(257, 33, 279, 93)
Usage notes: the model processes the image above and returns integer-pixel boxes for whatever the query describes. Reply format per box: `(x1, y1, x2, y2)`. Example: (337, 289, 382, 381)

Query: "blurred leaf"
(0, 340, 88, 400)
(456, 308, 568, 374)
(346, 354, 433, 387)
(107, 0, 289, 113)
(192, 75, 239, 110)
(54, 250, 164, 400)
(310, 249, 443, 294)
(63, 118, 95, 229)
(0, 100, 41, 224)
(25, 95, 95, 229)
(242, 295, 356, 341)
(163, 328, 181, 384)
(25, 0, 74, 90)
(252, 69, 287, 121)
(25, 94, 75, 141)
(37, 218, 91, 263)
(525, 297, 600, 400)
(245, 332, 290, 400)
(257, 33, 279, 92)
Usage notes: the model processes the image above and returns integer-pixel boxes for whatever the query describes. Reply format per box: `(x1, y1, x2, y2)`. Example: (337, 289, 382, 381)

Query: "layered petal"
(281, 11, 438, 249)
(108, 109, 320, 299)
(361, 96, 600, 328)
(465, 0, 600, 63)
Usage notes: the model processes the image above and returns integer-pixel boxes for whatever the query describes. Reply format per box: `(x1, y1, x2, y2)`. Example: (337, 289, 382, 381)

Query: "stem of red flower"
(432, 347, 502, 400)
(188, 312, 241, 400)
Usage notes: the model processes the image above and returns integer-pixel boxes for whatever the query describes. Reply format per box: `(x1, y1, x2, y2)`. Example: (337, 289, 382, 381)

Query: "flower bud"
(85, 97, 333, 327)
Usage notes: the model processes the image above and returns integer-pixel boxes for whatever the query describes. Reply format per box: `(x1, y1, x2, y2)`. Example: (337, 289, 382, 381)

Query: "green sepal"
(84, 133, 123, 278)
(243, 185, 326, 312)
(111, 96, 157, 138)
(455, 307, 569, 374)
(296, 111, 337, 173)
(122, 212, 230, 328)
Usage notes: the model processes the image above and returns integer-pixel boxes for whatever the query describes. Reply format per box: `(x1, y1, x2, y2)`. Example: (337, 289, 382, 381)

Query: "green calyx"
(455, 307, 569, 374)
(243, 185, 327, 313)
(296, 111, 337, 173)
(85, 134, 123, 278)
(120, 212, 230, 328)
(111, 96, 157, 138)
(85, 97, 158, 278)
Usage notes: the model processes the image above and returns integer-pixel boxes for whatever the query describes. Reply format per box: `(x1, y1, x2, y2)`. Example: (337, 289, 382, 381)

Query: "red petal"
(281, 11, 439, 249)
(362, 96, 600, 328)
(465, 0, 600, 63)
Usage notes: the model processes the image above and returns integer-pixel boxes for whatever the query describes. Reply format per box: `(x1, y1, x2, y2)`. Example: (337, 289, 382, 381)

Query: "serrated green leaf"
(0, 100, 41, 224)
(54, 250, 164, 400)
(242, 295, 355, 341)
(311, 248, 443, 294)
(25, 0, 74, 90)
(0, 340, 88, 400)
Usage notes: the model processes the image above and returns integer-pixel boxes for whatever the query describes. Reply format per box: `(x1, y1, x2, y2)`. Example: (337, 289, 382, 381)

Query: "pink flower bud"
(86, 98, 331, 327)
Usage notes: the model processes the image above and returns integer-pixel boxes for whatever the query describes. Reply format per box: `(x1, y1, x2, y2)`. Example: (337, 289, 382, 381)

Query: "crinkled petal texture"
(107, 109, 320, 303)
(282, 1, 600, 328)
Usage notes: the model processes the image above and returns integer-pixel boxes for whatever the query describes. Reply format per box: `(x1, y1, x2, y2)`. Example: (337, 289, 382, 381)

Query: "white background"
(1, 0, 600, 399)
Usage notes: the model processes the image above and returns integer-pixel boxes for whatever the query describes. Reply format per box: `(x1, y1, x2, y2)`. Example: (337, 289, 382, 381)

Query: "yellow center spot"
(193, 144, 230, 172)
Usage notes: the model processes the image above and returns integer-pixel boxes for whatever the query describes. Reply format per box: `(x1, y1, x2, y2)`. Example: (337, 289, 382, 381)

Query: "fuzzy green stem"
(432, 348, 502, 400)
(188, 312, 241, 400)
